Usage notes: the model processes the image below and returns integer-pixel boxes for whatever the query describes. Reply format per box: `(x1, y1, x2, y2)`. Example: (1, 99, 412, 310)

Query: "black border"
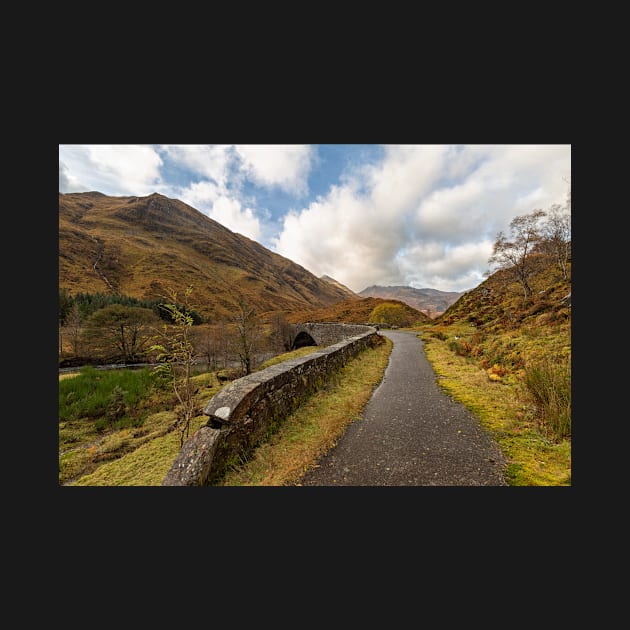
(54, 99, 576, 551)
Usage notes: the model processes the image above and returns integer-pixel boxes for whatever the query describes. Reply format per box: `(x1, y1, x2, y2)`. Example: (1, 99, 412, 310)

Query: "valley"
(58, 191, 571, 486)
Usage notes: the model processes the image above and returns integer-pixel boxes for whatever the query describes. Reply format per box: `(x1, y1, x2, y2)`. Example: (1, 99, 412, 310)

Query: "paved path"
(299, 330, 508, 486)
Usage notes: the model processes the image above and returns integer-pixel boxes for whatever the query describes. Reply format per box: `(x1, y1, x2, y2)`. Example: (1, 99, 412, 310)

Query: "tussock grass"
(218, 336, 393, 486)
(524, 357, 571, 441)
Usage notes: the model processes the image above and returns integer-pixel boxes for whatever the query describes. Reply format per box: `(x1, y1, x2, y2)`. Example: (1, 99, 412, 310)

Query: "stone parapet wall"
(162, 324, 378, 486)
(292, 322, 379, 347)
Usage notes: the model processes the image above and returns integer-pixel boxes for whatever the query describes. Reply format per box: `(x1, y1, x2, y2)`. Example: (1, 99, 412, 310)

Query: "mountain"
(358, 285, 465, 318)
(319, 275, 359, 299)
(59, 192, 351, 320)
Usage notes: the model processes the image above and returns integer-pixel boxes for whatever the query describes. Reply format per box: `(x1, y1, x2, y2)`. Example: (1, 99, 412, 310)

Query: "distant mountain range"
(59, 192, 352, 321)
(358, 285, 465, 318)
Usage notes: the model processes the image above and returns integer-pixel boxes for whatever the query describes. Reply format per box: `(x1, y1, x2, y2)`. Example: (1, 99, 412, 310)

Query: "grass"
(217, 335, 393, 486)
(418, 329, 570, 486)
(72, 412, 210, 486)
(524, 357, 571, 441)
(60, 370, 221, 485)
(59, 366, 156, 424)
(59, 344, 328, 486)
(61, 314, 568, 486)
(257, 345, 321, 369)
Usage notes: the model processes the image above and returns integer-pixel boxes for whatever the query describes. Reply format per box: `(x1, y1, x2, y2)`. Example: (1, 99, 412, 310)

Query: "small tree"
(233, 298, 262, 375)
(82, 304, 159, 362)
(369, 302, 412, 327)
(65, 303, 84, 357)
(487, 209, 546, 300)
(193, 320, 231, 372)
(540, 191, 571, 281)
(150, 286, 198, 447)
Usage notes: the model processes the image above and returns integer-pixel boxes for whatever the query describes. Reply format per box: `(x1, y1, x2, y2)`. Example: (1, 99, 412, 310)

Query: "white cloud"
(273, 145, 451, 292)
(274, 144, 571, 293)
(234, 145, 313, 196)
(210, 196, 261, 241)
(58, 144, 163, 195)
(159, 145, 233, 187)
(366, 144, 449, 216)
(178, 180, 221, 208)
(273, 180, 409, 293)
(178, 180, 261, 241)
(397, 241, 494, 292)
(59, 161, 76, 192)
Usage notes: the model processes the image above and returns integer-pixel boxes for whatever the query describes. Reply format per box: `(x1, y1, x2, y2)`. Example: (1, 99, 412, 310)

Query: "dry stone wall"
(162, 324, 378, 486)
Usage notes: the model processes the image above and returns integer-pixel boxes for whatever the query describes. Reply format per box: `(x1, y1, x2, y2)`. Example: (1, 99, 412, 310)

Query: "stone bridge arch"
(292, 329, 317, 349)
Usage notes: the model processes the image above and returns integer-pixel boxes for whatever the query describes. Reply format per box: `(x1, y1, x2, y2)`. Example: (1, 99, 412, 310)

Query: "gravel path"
(299, 329, 508, 486)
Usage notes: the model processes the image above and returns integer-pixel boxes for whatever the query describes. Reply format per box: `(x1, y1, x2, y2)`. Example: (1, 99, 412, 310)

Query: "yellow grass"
(59, 372, 80, 381)
(72, 413, 209, 486)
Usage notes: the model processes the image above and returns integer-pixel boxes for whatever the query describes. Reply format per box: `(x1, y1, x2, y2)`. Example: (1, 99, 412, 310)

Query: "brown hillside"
(319, 275, 359, 300)
(59, 192, 351, 320)
(435, 257, 571, 333)
(284, 296, 430, 325)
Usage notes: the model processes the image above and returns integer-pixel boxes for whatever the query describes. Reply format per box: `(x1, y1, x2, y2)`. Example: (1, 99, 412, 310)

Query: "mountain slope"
(436, 262, 571, 334)
(59, 192, 351, 320)
(359, 285, 465, 318)
(319, 275, 359, 299)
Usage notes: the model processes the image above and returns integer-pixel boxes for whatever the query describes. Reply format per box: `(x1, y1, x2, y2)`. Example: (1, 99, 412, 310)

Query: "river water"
(58, 352, 277, 375)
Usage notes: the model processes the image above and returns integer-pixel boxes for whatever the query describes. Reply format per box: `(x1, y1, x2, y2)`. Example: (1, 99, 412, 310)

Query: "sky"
(59, 144, 571, 294)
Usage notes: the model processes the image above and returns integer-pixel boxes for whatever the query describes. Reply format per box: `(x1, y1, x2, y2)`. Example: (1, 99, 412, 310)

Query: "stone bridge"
(291, 322, 376, 349)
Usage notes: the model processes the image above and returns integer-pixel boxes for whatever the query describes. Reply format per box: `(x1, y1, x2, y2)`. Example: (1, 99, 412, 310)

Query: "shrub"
(470, 331, 485, 345)
(369, 303, 415, 327)
(524, 357, 571, 441)
(448, 339, 472, 357)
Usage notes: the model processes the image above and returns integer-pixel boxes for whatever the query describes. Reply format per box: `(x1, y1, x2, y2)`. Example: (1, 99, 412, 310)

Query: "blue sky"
(59, 144, 571, 293)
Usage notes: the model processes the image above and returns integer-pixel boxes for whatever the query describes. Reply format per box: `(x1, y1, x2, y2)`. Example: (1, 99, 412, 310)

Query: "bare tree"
(193, 319, 231, 372)
(65, 303, 84, 357)
(488, 209, 546, 300)
(233, 299, 262, 375)
(541, 190, 571, 281)
(193, 324, 218, 372)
